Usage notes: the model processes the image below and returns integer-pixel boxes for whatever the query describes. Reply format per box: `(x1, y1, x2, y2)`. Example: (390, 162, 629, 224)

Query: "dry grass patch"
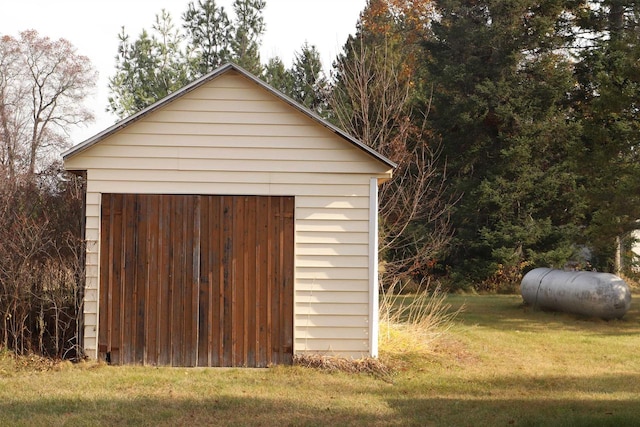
(0, 348, 60, 376)
(379, 281, 463, 359)
(293, 353, 394, 382)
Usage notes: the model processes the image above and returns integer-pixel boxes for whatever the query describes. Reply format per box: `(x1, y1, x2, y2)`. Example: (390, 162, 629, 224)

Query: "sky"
(2, 0, 367, 142)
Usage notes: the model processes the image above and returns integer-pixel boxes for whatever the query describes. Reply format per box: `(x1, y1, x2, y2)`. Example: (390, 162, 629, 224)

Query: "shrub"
(0, 166, 85, 360)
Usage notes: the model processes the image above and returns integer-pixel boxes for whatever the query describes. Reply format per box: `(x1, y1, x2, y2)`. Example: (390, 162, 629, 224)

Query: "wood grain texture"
(98, 194, 294, 367)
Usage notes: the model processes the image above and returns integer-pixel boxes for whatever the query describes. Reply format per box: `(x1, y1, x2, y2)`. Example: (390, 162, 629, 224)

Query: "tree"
(183, 0, 232, 76)
(263, 56, 294, 94)
(229, 0, 266, 75)
(108, 1, 267, 117)
(289, 43, 328, 113)
(330, 0, 454, 288)
(262, 44, 328, 115)
(0, 32, 90, 358)
(108, 11, 189, 118)
(426, 0, 585, 289)
(0, 164, 85, 358)
(0, 30, 96, 177)
(573, 1, 640, 272)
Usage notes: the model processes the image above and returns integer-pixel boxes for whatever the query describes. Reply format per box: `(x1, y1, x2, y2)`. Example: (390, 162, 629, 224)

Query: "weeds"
(379, 279, 463, 356)
(293, 354, 393, 382)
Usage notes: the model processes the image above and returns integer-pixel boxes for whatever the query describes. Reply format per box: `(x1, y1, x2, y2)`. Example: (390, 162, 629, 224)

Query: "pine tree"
(427, 0, 585, 288)
(230, 0, 266, 75)
(108, 1, 267, 117)
(182, 0, 232, 76)
(288, 43, 327, 114)
(573, 1, 640, 271)
(108, 10, 189, 118)
(263, 56, 294, 94)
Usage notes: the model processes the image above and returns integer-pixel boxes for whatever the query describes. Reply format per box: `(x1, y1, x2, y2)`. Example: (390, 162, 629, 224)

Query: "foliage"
(573, 1, 640, 271)
(426, 0, 587, 289)
(263, 44, 329, 115)
(108, 11, 190, 118)
(262, 56, 293, 93)
(0, 167, 85, 359)
(108, 0, 267, 118)
(288, 43, 328, 113)
(0, 30, 96, 177)
(229, 0, 266, 75)
(183, 0, 232, 76)
(330, 0, 455, 288)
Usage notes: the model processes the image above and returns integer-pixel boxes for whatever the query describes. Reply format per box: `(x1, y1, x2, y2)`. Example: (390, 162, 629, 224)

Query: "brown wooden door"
(98, 194, 294, 367)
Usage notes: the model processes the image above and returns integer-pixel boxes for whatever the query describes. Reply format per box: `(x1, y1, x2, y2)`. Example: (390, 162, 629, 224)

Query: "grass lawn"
(2, 293, 640, 426)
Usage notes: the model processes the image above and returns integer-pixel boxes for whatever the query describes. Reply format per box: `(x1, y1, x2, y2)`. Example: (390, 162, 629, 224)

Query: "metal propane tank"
(521, 268, 631, 319)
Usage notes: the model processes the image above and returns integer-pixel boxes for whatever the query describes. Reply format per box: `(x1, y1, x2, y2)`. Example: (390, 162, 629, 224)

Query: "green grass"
(2, 294, 640, 426)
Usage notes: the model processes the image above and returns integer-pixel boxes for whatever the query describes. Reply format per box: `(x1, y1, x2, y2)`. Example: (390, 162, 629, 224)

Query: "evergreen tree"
(108, 1, 266, 117)
(108, 10, 189, 118)
(573, 1, 640, 271)
(427, 0, 585, 288)
(288, 43, 327, 114)
(261, 44, 327, 115)
(183, 0, 231, 76)
(263, 56, 294, 94)
(230, 0, 266, 75)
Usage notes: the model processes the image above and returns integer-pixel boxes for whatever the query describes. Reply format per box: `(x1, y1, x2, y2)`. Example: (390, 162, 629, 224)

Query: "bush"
(0, 166, 85, 360)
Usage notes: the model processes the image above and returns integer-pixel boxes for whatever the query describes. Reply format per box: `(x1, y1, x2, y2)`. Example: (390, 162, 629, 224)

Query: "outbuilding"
(63, 63, 395, 367)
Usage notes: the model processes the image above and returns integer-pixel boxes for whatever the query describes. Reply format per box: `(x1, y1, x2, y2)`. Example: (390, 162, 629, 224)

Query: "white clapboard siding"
(296, 291, 369, 305)
(297, 279, 370, 292)
(66, 69, 392, 359)
(295, 314, 369, 328)
(296, 267, 369, 281)
(295, 327, 368, 340)
(296, 244, 369, 256)
(94, 134, 350, 150)
(295, 340, 370, 355)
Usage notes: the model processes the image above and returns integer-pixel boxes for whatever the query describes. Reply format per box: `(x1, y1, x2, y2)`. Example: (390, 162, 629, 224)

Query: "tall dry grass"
(379, 279, 463, 356)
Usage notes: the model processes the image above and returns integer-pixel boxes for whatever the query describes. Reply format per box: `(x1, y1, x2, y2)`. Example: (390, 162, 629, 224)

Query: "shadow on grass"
(387, 396, 640, 426)
(3, 392, 639, 426)
(430, 372, 640, 397)
(0, 395, 394, 426)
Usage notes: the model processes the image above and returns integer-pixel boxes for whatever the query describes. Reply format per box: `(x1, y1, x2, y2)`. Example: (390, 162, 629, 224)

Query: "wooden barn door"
(98, 194, 294, 367)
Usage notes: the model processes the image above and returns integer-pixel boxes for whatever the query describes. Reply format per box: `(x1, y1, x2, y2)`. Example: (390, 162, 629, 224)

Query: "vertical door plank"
(183, 195, 195, 366)
(271, 197, 283, 364)
(157, 195, 172, 366)
(191, 195, 201, 367)
(233, 196, 245, 366)
(255, 196, 269, 367)
(197, 196, 210, 367)
(145, 195, 159, 366)
(211, 196, 223, 367)
(282, 196, 295, 364)
(111, 194, 124, 365)
(245, 196, 257, 367)
(221, 196, 233, 366)
(133, 195, 147, 365)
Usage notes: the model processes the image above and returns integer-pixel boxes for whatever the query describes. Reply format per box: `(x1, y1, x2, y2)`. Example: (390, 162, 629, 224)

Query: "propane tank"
(521, 268, 631, 319)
